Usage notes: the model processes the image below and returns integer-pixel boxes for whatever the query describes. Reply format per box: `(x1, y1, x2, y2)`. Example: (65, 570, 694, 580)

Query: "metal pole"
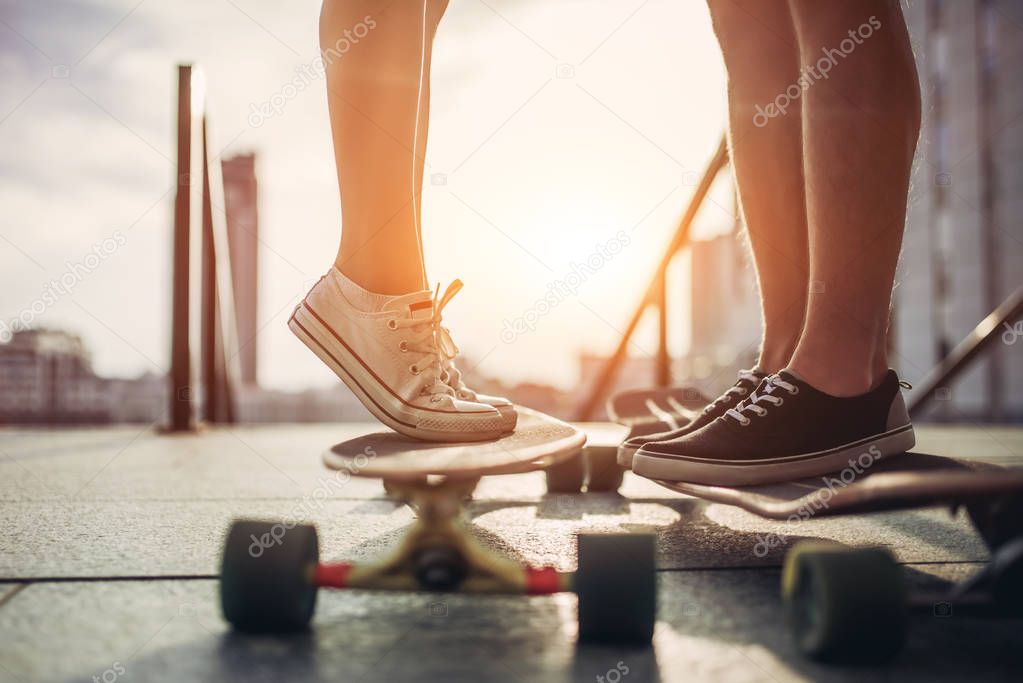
(169, 65, 195, 431)
(655, 271, 670, 388)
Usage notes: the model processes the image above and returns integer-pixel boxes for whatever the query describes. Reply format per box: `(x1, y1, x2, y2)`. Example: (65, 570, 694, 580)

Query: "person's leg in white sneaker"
(296, 0, 514, 440)
(633, 0, 921, 483)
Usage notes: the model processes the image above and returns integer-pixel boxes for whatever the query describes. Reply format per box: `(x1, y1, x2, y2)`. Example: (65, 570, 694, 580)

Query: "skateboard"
(544, 421, 631, 494)
(649, 451, 1023, 662)
(606, 385, 710, 438)
(219, 408, 656, 644)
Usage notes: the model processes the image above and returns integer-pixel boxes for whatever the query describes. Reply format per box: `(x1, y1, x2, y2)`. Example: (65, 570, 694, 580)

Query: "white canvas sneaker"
(288, 268, 508, 442)
(435, 318, 518, 432)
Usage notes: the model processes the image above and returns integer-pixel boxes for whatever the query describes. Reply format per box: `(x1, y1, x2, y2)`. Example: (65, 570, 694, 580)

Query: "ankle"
(334, 256, 425, 297)
(786, 351, 885, 397)
(757, 338, 799, 375)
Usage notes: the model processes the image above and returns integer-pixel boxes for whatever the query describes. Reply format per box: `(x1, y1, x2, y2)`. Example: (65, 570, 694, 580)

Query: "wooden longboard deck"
(606, 386, 709, 432)
(322, 407, 586, 481)
(652, 452, 1023, 520)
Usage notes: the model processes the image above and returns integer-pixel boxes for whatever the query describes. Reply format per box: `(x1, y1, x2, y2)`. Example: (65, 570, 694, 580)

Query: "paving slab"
(0, 568, 1020, 683)
(3, 423, 1019, 503)
(0, 424, 1021, 682)
(0, 481, 988, 579)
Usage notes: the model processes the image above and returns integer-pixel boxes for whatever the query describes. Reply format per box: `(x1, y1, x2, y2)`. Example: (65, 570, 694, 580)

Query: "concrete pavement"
(1, 423, 1021, 682)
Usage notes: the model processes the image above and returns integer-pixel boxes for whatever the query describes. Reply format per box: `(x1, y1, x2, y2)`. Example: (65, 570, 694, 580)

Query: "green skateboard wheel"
(782, 542, 907, 662)
(576, 533, 656, 644)
(221, 520, 319, 633)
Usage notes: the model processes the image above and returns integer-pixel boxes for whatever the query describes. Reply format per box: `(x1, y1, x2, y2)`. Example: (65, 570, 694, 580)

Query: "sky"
(0, 0, 734, 391)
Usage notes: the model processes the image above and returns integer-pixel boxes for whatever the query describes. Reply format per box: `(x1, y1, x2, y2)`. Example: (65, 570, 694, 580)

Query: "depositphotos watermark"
(753, 444, 882, 558)
(0, 231, 127, 343)
(596, 660, 630, 683)
(248, 446, 376, 558)
(248, 14, 378, 127)
(1002, 321, 1022, 345)
(753, 15, 882, 128)
(500, 230, 631, 343)
(91, 662, 125, 683)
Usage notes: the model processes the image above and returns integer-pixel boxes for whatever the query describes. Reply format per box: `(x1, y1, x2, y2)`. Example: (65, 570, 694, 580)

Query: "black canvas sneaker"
(631, 369, 915, 485)
(617, 369, 766, 467)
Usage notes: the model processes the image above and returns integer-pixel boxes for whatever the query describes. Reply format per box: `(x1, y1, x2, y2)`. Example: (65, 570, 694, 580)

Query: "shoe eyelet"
(430, 395, 441, 403)
(789, 386, 800, 395)
(409, 364, 421, 375)
(739, 388, 748, 395)
(775, 398, 784, 407)
(398, 340, 409, 352)
(387, 320, 398, 330)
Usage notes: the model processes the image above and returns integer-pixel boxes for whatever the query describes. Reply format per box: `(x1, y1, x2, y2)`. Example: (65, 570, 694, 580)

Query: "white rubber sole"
(289, 305, 507, 442)
(493, 404, 518, 432)
(632, 425, 916, 486)
(617, 443, 639, 468)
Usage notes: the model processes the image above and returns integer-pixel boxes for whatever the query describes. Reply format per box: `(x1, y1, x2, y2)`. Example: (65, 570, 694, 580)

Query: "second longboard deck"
(651, 452, 1023, 520)
(322, 407, 586, 481)
(606, 386, 709, 433)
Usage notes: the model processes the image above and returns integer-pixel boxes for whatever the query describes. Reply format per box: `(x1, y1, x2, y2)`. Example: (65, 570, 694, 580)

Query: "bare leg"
(320, 0, 448, 295)
(707, 0, 809, 373)
(785, 0, 921, 395)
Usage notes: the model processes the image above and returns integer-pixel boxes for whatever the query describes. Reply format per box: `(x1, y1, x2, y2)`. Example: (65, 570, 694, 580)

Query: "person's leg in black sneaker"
(707, 0, 810, 374)
(632, 1, 921, 484)
(784, 0, 921, 396)
(618, 0, 809, 468)
(617, 369, 764, 467)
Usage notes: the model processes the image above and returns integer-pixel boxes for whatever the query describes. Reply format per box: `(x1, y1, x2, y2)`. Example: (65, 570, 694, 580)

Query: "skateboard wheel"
(782, 543, 906, 662)
(989, 535, 1023, 609)
(220, 520, 319, 633)
(584, 447, 626, 493)
(546, 453, 585, 493)
(575, 533, 656, 644)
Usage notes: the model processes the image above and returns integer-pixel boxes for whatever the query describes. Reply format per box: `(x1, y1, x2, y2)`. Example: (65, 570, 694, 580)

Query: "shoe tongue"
(382, 289, 434, 321)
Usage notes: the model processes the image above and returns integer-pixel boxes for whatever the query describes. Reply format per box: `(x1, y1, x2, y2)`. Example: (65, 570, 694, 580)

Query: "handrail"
(908, 282, 1023, 417)
(573, 134, 729, 420)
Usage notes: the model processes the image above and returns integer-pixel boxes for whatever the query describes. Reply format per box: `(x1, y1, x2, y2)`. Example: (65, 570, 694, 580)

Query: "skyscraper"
(896, 0, 1023, 421)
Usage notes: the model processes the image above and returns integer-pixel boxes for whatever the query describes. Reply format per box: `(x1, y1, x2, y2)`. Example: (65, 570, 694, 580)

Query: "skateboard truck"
(312, 478, 569, 595)
(220, 477, 657, 644)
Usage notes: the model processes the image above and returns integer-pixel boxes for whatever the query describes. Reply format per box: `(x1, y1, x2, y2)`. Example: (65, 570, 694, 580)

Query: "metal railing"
(572, 131, 1022, 422)
(908, 283, 1023, 418)
(169, 64, 240, 431)
(573, 134, 729, 421)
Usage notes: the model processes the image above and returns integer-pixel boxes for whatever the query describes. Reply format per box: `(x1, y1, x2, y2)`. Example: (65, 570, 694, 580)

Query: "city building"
(897, 0, 1023, 421)
(0, 329, 167, 425)
(687, 231, 761, 369)
(0, 329, 107, 423)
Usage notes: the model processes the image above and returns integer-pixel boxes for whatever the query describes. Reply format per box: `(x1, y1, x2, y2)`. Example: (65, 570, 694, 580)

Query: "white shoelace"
(724, 374, 799, 426)
(390, 280, 464, 402)
(701, 369, 760, 415)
